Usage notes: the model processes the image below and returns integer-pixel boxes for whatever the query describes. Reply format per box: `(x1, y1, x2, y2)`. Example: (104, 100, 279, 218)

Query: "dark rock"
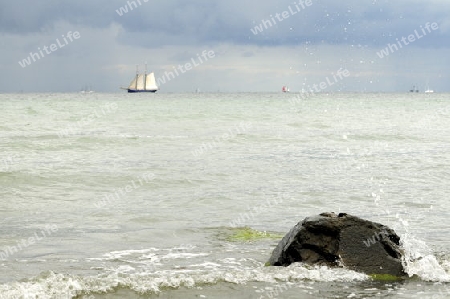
(267, 212, 405, 276)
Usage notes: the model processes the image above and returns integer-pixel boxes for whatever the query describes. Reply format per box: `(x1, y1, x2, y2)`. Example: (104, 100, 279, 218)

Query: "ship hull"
(127, 89, 158, 93)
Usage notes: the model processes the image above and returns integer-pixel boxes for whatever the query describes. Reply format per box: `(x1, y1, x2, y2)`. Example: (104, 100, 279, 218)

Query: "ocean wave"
(2, 231, 450, 298)
(0, 264, 368, 298)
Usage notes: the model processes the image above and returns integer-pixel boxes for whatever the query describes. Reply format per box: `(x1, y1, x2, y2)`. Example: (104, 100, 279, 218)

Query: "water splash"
(401, 233, 450, 282)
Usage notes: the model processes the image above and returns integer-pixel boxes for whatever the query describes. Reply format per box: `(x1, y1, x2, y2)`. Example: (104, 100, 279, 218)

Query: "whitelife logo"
(156, 50, 215, 86)
(0, 225, 58, 261)
(18, 31, 81, 68)
(289, 68, 351, 106)
(376, 22, 439, 58)
(250, 0, 313, 35)
(116, 0, 150, 16)
(191, 121, 253, 157)
(56, 102, 119, 139)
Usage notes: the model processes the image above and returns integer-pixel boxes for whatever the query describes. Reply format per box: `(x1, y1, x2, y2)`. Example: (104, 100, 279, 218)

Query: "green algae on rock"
(226, 227, 283, 242)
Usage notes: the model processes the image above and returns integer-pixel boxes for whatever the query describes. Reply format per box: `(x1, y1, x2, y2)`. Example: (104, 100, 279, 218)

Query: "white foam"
(162, 252, 209, 260)
(401, 233, 450, 282)
(0, 263, 368, 298)
(87, 248, 159, 261)
(3, 237, 450, 298)
(0, 271, 88, 299)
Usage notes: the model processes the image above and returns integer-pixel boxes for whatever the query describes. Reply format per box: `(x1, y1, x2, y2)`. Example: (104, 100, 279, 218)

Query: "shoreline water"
(1, 92, 449, 298)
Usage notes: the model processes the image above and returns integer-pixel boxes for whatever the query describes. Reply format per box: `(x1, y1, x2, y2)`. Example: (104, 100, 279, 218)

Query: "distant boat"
(80, 85, 94, 94)
(424, 84, 434, 93)
(282, 86, 290, 93)
(409, 85, 419, 93)
(122, 64, 158, 93)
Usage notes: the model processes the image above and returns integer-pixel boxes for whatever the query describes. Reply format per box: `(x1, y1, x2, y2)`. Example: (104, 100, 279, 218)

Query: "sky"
(1, 0, 449, 93)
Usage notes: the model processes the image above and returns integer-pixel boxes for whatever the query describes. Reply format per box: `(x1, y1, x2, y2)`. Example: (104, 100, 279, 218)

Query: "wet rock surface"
(267, 212, 405, 276)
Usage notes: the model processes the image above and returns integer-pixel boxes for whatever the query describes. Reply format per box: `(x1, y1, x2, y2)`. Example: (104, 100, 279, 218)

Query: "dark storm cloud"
(111, 0, 450, 48)
(2, 0, 448, 48)
(244, 0, 450, 48)
(0, 1, 112, 33)
(1, 0, 449, 92)
(110, 0, 449, 47)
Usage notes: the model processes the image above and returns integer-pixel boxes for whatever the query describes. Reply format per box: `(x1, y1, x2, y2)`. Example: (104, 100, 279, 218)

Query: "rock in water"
(267, 212, 405, 276)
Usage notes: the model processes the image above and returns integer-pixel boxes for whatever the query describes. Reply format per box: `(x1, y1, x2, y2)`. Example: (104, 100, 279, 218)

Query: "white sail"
(128, 75, 138, 89)
(145, 72, 158, 91)
(135, 74, 145, 90)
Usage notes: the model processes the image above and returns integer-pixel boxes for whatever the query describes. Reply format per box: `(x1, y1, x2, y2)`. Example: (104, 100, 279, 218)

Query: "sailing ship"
(424, 83, 434, 93)
(409, 85, 419, 93)
(80, 85, 94, 94)
(122, 64, 158, 93)
(282, 86, 290, 93)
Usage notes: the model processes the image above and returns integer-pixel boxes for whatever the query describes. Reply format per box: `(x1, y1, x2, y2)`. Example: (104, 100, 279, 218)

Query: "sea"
(0, 92, 450, 298)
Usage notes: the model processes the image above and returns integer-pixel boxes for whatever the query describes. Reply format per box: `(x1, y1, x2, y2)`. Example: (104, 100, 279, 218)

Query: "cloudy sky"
(1, 0, 449, 93)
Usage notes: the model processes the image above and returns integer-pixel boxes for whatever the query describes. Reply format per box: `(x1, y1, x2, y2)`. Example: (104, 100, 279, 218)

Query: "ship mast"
(144, 62, 148, 90)
(135, 65, 139, 90)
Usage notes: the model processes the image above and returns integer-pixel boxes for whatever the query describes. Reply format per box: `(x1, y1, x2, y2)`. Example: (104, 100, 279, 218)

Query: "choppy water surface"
(0, 92, 450, 298)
